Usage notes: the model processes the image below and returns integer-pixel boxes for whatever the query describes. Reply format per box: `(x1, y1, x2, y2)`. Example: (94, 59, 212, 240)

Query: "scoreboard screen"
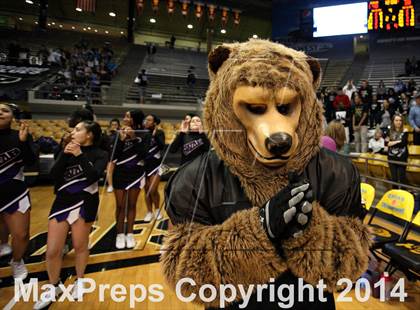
(368, 0, 415, 31)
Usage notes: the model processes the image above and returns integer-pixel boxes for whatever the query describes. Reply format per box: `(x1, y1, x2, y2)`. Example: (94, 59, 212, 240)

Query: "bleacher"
(125, 46, 209, 105)
(359, 58, 420, 91)
(319, 59, 352, 90)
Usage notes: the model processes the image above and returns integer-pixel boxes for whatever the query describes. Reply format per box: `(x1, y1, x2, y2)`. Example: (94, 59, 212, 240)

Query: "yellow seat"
(353, 153, 372, 176)
(408, 145, 420, 158)
(368, 190, 415, 248)
(368, 154, 388, 178)
(406, 159, 420, 186)
(361, 183, 375, 211)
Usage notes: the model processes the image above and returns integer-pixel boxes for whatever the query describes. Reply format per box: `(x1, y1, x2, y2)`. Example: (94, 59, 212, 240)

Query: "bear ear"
(208, 45, 231, 75)
(306, 57, 321, 87)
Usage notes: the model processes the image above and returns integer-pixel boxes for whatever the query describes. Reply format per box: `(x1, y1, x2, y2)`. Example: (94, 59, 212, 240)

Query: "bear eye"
(246, 104, 267, 115)
(277, 104, 290, 115)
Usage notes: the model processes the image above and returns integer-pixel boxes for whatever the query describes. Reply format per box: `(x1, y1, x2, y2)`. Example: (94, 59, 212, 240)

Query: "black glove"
(259, 172, 313, 241)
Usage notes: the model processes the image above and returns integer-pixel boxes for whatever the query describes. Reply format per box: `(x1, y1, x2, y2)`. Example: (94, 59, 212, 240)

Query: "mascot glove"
(259, 173, 313, 241)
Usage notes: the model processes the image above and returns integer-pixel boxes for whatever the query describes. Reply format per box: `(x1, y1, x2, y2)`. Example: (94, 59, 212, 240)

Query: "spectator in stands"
(394, 79, 406, 94)
(400, 93, 411, 121)
(407, 78, 417, 93)
(376, 80, 387, 100)
(369, 129, 385, 154)
(387, 114, 408, 188)
(342, 80, 357, 100)
(187, 70, 196, 96)
(135, 69, 148, 104)
(332, 88, 351, 145)
(322, 88, 335, 123)
(358, 80, 373, 128)
(169, 115, 210, 165)
(147, 43, 157, 63)
(170, 35, 176, 48)
(320, 120, 346, 152)
(378, 99, 393, 136)
(371, 94, 380, 127)
(409, 93, 420, 145)
(387, 88, 400, 112)
(352, 93, 369, 153)
(99, 64, 112, 104)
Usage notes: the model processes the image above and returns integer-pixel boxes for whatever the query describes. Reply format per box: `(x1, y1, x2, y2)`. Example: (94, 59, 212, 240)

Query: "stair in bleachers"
(320, 59, 352, 90)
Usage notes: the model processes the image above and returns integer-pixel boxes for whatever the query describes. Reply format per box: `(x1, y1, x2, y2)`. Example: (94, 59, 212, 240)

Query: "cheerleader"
(0, 103, 36, 280)
(33, 121, 107, 309)
(112, 111, 149, 249)
(105, 118, 120, 193)
(169, 114, 210, 165)
(143, 114, 165, 221)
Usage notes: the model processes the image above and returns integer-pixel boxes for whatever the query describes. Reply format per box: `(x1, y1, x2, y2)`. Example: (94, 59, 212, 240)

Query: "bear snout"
(265, 132, 292, 156)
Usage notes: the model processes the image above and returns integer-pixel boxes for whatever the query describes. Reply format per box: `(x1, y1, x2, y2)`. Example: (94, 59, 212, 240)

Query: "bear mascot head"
(203, 39, 323, 205)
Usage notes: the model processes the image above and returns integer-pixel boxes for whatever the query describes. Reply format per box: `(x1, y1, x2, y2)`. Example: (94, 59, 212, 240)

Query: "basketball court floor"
(0, 183, 419, 309)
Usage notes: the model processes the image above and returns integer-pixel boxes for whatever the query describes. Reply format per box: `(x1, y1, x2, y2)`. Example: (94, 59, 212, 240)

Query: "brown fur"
(160, 204, 371, 308)
(161, 39, 371, 308)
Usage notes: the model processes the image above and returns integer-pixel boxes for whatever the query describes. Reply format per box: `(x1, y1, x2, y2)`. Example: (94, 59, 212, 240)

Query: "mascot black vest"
(165, 148, 363, 310)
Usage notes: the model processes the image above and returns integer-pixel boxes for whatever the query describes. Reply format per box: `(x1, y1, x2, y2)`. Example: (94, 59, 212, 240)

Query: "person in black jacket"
(34, 121, 107, 309)
(169, 115, 210, 165)
(143, 114, 165, 221)
(0, 103, 37, 280)
(112, 110, 149, 249)
(386, 114, 408, 188)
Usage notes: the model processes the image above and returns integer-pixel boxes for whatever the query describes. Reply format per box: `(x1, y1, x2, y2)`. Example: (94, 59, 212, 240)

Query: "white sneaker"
(0, 243, 12, 257)
(115, 233, 125, 249)
(125, 234, 136, 249)
(72, 278, 86, 301)
(107, 185, 114, 193)
(155, 209, 163, 220)
(10, 259, 28, 280)
(33, 283, 63, 309)
(143, 211, 154, 222)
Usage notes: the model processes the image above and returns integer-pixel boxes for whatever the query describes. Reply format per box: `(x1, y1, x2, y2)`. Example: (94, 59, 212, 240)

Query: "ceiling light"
(120, 31, 124, 34)
(94, 29, 98, 32)
(25, 0, 33, 4)
(221, 29, 226, 34)
(187, 24, 193, 29)
(109, 12, 116, 17)
(18, 17, 23, 21)
(59, 24, 63, 28)
(252, 34, 258, 39)
(150, 18, 156, 23)
(52, 22, 55, 25)
(35, 21, 38, 24)
(72, 26, 75, 29)
(105, 30, 109, 34)
(83, 27, 87, 31)
(87, 26, 91, 30)
(47, 23, 51, 26)
(76, 7, 82, 12)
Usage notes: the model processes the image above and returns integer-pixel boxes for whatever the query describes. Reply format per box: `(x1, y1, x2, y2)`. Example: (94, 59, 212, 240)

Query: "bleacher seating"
(125, 46, 209, 105)
(320, 59, 352, 90)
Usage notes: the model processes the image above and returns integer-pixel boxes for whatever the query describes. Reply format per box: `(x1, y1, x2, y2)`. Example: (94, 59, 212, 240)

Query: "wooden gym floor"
(0, 183, 419, 309)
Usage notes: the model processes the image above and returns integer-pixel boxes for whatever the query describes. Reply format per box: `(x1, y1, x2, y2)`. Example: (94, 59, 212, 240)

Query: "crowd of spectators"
(5, 39, 118, 104)
(320, 78, 419, 152)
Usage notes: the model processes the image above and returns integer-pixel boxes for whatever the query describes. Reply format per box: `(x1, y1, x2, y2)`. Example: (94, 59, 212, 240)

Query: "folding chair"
(367, 190, 414, 249)
(382, 212, 420, 280)
(361, 183, 375, 220)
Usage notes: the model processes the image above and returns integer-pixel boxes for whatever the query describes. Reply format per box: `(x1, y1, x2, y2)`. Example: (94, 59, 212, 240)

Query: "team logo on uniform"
(64, 164, 84, 181)
(0, 148, 21, 169)
(183, 138, 204, 156)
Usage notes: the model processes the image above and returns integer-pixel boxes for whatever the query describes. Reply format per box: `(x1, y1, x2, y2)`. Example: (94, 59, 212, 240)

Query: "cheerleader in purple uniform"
(0, 103, 36, 280)
(112, 110, 149, 249)
(143, 114, 165, 221)
(34, 121, 108, 309)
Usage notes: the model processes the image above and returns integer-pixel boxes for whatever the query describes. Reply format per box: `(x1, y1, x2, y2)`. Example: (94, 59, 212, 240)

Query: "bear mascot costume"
(161, 39, 371, 310)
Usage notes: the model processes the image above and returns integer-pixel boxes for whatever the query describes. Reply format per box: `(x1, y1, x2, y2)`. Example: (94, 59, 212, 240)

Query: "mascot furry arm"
(161, 160, 371, 302)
